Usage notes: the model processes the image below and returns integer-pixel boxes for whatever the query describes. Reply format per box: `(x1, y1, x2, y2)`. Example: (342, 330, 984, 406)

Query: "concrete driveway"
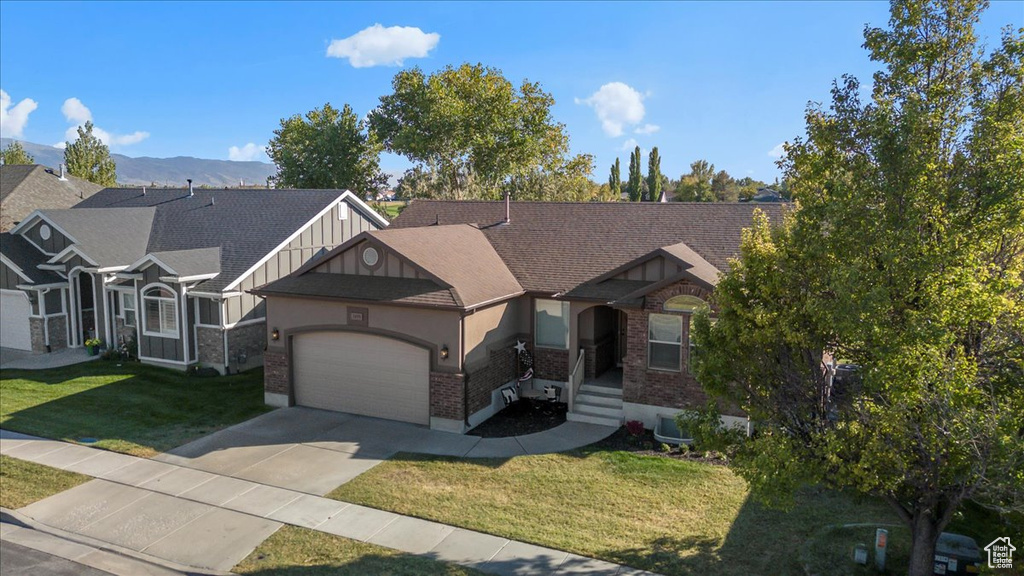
(152, 407, 478, 495)
(152, 407, 617, 496)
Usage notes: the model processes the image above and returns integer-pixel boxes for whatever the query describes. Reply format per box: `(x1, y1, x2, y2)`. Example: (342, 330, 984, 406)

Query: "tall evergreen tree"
(64, 122, 117, 186)
(1, 141, 34, 165)
(646, 146, 661, 201)
(627, 146, 643, 202)
(608, 158, 621, 199)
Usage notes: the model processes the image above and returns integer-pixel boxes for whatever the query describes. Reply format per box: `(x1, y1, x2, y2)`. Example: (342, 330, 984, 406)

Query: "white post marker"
(875, 528, 888, 572)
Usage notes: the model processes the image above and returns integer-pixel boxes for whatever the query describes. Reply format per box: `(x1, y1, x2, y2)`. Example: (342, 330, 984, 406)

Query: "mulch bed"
(591, 427, 729, 465)
(467, 399, 568, 438)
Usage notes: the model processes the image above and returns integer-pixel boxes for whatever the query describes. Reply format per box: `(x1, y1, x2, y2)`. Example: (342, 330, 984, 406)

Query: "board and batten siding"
(22, 220, 72, 254)
(138, 263, 185, 363)
(0, 261, 23, 290)
(311, 240, 428, 279)
(224, 200, 378, 325)
(613, 256, 685, 282)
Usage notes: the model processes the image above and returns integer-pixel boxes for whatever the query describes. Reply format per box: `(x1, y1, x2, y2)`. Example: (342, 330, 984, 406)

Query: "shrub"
(625, 420, 645, 437)
(675, 401, 746, 457)
(659, 443, 672, 453)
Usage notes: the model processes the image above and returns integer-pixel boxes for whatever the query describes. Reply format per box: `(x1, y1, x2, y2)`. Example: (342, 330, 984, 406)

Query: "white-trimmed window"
(663, 295, 710, 374)
(648, 314, 683, 371)
(535, 299, 569, 349)
(142, 286, 178, 338)
(121, 292, 137, 327)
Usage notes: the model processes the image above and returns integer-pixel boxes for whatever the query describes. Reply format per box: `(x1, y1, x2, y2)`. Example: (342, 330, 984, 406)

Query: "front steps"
(567, 383, 623, 427)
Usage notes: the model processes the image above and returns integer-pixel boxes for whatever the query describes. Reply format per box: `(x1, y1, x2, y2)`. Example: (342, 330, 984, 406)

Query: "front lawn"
(234, 525, 485, 576)
(0, 455, 91, 509)
(329, 449, 903, 576)
(0, 362, 270, 457)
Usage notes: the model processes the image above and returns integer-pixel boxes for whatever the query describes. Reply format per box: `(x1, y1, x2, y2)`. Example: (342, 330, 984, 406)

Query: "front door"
(616, 310, 628, 367)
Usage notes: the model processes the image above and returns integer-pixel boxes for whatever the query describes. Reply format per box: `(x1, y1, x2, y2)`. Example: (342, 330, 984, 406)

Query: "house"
(1, 164, 103, 231)
(254, 199, 785, 432)
(0, 186, 387, 372)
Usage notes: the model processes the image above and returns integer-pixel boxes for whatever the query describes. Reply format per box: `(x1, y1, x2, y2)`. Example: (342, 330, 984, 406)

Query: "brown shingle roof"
(391, 201, 787, 293)
(0, 165, 103, 231)
(254, 274, 458, 308)
(366, 225, 523, 308)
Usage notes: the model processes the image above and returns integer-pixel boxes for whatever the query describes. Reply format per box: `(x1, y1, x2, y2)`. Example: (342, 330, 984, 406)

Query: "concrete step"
(574, 391, 622, 408)
(572, 400, 623, 418)
(579, 383, 623, 397)
(567, 410, 622, 427)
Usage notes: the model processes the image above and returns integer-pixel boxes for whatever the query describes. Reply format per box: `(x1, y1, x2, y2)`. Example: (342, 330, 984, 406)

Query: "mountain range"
(1, 138, 277, 188)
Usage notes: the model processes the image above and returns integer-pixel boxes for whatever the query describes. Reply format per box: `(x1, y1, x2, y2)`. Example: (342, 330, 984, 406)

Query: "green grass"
(234, 525, 486, 576)
(330, 450, 908, 576)
(0, 362, 270, 457)
(0, 455, 91, 509)
(378, 201, 406, 219)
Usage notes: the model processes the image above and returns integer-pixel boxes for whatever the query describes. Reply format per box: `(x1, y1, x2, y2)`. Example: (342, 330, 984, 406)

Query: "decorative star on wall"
(514, 340, 527, 354)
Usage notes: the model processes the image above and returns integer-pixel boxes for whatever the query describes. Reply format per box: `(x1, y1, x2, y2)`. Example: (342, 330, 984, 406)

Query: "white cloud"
(61, 97, 92, 124)
(228, 143, 265, 162)
(0, 89, 39, 138)
(52, 142, 67, 149)
(620, 138, 640, 152)
(576, 82, 647, 137)
(768, 142, 786, 158)
(327, 24, 440, 68)
(60, 97, 149, 147)
(634, 123, 660, 135)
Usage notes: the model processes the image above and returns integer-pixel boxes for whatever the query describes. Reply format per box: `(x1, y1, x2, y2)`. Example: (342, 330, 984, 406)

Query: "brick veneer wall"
(227, 323, 265, 373)
(196, 326, 224, 365)
(29, 317, 46, 353)
(582, 335, 616, 379)
(47, 316, 68, 351)
(534, 346, 569, 381)
(430, 371, 465, 420)
(264, 348, 289, 397)
(466, 344, 519, 415)
(622, 281, 742, 416)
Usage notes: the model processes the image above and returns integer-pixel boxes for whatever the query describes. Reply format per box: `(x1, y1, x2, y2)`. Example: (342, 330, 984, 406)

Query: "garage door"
(292, 331, 430, 425)
(0, 290, 33, 351)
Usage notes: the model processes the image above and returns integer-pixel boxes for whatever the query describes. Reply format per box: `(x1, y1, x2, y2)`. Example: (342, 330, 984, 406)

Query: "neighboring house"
(0, 186, 387, 373)
(0, 164, 103, 231)
(254, 200, 785, 432)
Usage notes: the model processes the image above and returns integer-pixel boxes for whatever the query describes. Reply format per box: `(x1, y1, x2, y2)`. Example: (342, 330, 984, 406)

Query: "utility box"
(933, 533, 982, 575)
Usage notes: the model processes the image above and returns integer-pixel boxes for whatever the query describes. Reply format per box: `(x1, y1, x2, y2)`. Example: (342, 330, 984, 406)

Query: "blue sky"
(1, 1, 1020, 184)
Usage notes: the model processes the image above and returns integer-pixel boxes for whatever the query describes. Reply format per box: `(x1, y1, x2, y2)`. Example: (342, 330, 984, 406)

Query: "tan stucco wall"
(265, 295, 462, 372)
(463, 298, 526, 366)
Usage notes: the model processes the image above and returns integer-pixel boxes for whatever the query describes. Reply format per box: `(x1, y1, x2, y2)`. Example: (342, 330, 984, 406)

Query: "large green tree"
(1, 141, 34, 165)
(693, 1, 1023, 572)
(626, 146, 643, 202)
(370, 63, 588, 200)
(608, 158, 621, 199)
(673, 159, 715, 202)
(267, 103, 386, 193)
(646, 146, 662, 201)
(64, 122, 117, 187)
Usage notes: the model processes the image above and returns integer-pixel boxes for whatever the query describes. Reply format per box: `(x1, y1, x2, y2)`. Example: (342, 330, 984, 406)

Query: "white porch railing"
(568, 348, 585, 413)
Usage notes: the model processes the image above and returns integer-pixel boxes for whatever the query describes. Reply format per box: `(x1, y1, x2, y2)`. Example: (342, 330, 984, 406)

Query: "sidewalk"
(1, 430, 657, 576)
(1, 509, 221, 576)
(0, 347, 100, 370)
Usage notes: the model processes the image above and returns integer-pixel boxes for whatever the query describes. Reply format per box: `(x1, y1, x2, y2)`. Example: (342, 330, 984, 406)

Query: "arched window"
(142, 285, 178, 338)
(663, 295, 707, 313)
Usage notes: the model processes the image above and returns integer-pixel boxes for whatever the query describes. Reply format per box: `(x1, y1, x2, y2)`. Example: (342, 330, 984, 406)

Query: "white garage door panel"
(293, 332, 430, 425)
(1, 291, 33, 351)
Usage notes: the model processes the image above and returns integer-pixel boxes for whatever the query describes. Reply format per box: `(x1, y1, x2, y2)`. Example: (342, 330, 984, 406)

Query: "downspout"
(40, 288, 50, 351)
(180, 283, 190, 365)
(461, 312, 469, 429)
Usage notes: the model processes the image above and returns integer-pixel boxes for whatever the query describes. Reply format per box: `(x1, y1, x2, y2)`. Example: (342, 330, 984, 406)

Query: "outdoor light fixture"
(271, 328, 280, 341)
(440, 345, 449, 359)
